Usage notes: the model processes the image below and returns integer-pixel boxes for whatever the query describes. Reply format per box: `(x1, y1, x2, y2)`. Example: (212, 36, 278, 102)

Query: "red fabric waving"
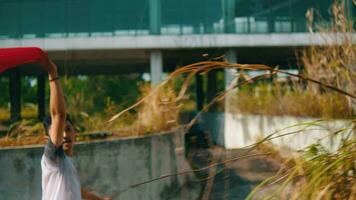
(0, 47, 49, 74)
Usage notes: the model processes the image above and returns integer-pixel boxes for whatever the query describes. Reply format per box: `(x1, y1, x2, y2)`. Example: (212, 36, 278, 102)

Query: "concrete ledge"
(1, 33, 355, 50)
(200, 113, 352, 151)
(0, 130, 201, 200)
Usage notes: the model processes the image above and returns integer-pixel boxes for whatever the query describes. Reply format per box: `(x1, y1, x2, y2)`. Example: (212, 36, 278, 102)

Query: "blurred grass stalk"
(0, 0, 354, 198)
(230, 0, 355, 119)
(246, 126, 355, 200)
(133, 83, 179, 135)
(303, 0, 356, 116)
(108, 1, 355, 199)
(107, 83, 180, 136)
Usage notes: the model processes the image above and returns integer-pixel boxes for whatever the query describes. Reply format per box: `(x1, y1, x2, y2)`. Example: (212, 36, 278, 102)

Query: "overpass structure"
(0, 0, 355, 121)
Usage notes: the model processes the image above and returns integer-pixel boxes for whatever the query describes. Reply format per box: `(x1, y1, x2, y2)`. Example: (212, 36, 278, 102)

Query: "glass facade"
(0, 0, 354, 38)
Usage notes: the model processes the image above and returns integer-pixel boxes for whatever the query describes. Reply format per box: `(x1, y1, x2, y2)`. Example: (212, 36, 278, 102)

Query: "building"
(0, 0, 355, 121)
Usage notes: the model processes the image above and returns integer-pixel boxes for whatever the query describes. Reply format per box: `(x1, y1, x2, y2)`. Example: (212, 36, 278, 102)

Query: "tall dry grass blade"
(107, 61, 356, 125)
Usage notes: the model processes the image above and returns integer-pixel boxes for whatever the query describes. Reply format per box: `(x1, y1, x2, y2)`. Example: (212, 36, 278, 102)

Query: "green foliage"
(0, 74, 146, 144)
(22, 77, 37, 104)
(61, 74, 145, 132)
(62, 74, 143, 113)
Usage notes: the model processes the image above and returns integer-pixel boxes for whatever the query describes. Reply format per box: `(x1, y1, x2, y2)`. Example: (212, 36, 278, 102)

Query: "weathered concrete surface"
(186, 146, 282, 200)
(1, 33, 356, 50)
(0, 130, 201, 200)
(200, 113, 351, 151)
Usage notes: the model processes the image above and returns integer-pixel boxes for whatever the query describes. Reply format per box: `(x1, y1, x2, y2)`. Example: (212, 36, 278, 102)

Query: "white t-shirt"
(41, 139, 82, 200)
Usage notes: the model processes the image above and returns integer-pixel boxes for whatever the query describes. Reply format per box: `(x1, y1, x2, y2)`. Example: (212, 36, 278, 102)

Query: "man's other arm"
(81, 188, 111, 200)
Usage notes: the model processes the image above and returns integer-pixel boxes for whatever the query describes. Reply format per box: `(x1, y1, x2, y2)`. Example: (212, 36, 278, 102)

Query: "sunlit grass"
(246, 126, 356, 200)
(0, 107, 9, 122)
(246, 1, 356, 199)
(230, 82, 352, 119)
(0, 81, 180, 147)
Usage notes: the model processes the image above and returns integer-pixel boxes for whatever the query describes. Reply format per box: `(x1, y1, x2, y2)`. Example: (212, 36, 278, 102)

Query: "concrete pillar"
(267, 0, 275, 33)
(149, 0, 161, 35)
(223, 0, 236, 33)
(224, 50, 237, 89)
(267, 13, 275, 33)
(9, 69, 21, 122)
(150, 50, 163, 85)
(195, 74, 204, 112)
(224, 49, 238, 149)
(37, 75, 45, 120)
(207, 70, 217, 112)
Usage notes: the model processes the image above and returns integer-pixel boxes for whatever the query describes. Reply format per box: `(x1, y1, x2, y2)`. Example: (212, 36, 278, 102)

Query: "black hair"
(42, 114, 74, 136)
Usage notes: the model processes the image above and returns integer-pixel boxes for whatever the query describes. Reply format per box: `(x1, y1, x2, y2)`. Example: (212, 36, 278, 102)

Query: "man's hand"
(41, 55, 58, 77)
(47, 58, 58, 78)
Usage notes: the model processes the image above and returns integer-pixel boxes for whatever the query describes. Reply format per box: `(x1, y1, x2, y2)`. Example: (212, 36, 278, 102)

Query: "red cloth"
(0, 47, 49, 74)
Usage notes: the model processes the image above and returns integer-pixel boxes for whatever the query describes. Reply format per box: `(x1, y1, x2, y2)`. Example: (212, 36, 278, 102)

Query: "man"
(41, 56, 110, 200)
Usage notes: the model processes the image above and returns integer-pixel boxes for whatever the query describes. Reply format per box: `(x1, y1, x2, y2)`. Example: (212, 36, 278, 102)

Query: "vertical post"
(37, 75, 45, 120)
(225, 50, 237, 89)
(195, 74, 204, 112)
(224, 49, 238, 149)
(267, 15, 275, 33)
(150, 50, 163, 85)
(9, 69, 21, 122)
(247, 16, 251, 33)
(224, 49, 237, 110)
(207, 70, 217, 112)
(149, 0, 161, 35)
(267, 0, 274, 33)
(223, 0, 236, 33)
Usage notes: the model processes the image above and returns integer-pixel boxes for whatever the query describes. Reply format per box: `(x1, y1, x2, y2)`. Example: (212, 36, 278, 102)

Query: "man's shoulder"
(43, 139, 65, 167)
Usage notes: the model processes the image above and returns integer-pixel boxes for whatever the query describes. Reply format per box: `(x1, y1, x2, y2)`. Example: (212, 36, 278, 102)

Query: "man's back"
(41, 139, 81, 200)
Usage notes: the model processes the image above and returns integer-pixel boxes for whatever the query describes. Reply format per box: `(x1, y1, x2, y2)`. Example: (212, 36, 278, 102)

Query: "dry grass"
(246, 1, 356, 199)
(230, 82, 352, 119)
(135, 84, 179, 134)
(108, 83, 180, 136)
(107, 59, 355, 132)
(106, 1, 356, 198)
(0, 108, 10, 122)
(0, 3, 354, 200)
(303, 0, 356, 115)
(246, 125, 356, 200)
(0, 119, 45, 147)
(223, 0, 356, 119)
(0, 82, 180, 147)
(0, 135, 44, 147)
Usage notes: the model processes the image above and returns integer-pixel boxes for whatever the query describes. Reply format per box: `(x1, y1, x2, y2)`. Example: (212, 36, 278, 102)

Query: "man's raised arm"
(47, 59, 66, 147)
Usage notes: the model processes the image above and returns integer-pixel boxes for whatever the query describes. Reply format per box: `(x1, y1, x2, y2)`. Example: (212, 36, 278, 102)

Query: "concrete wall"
(200, 113, 351, 151)
(0, 130, 201, 200)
